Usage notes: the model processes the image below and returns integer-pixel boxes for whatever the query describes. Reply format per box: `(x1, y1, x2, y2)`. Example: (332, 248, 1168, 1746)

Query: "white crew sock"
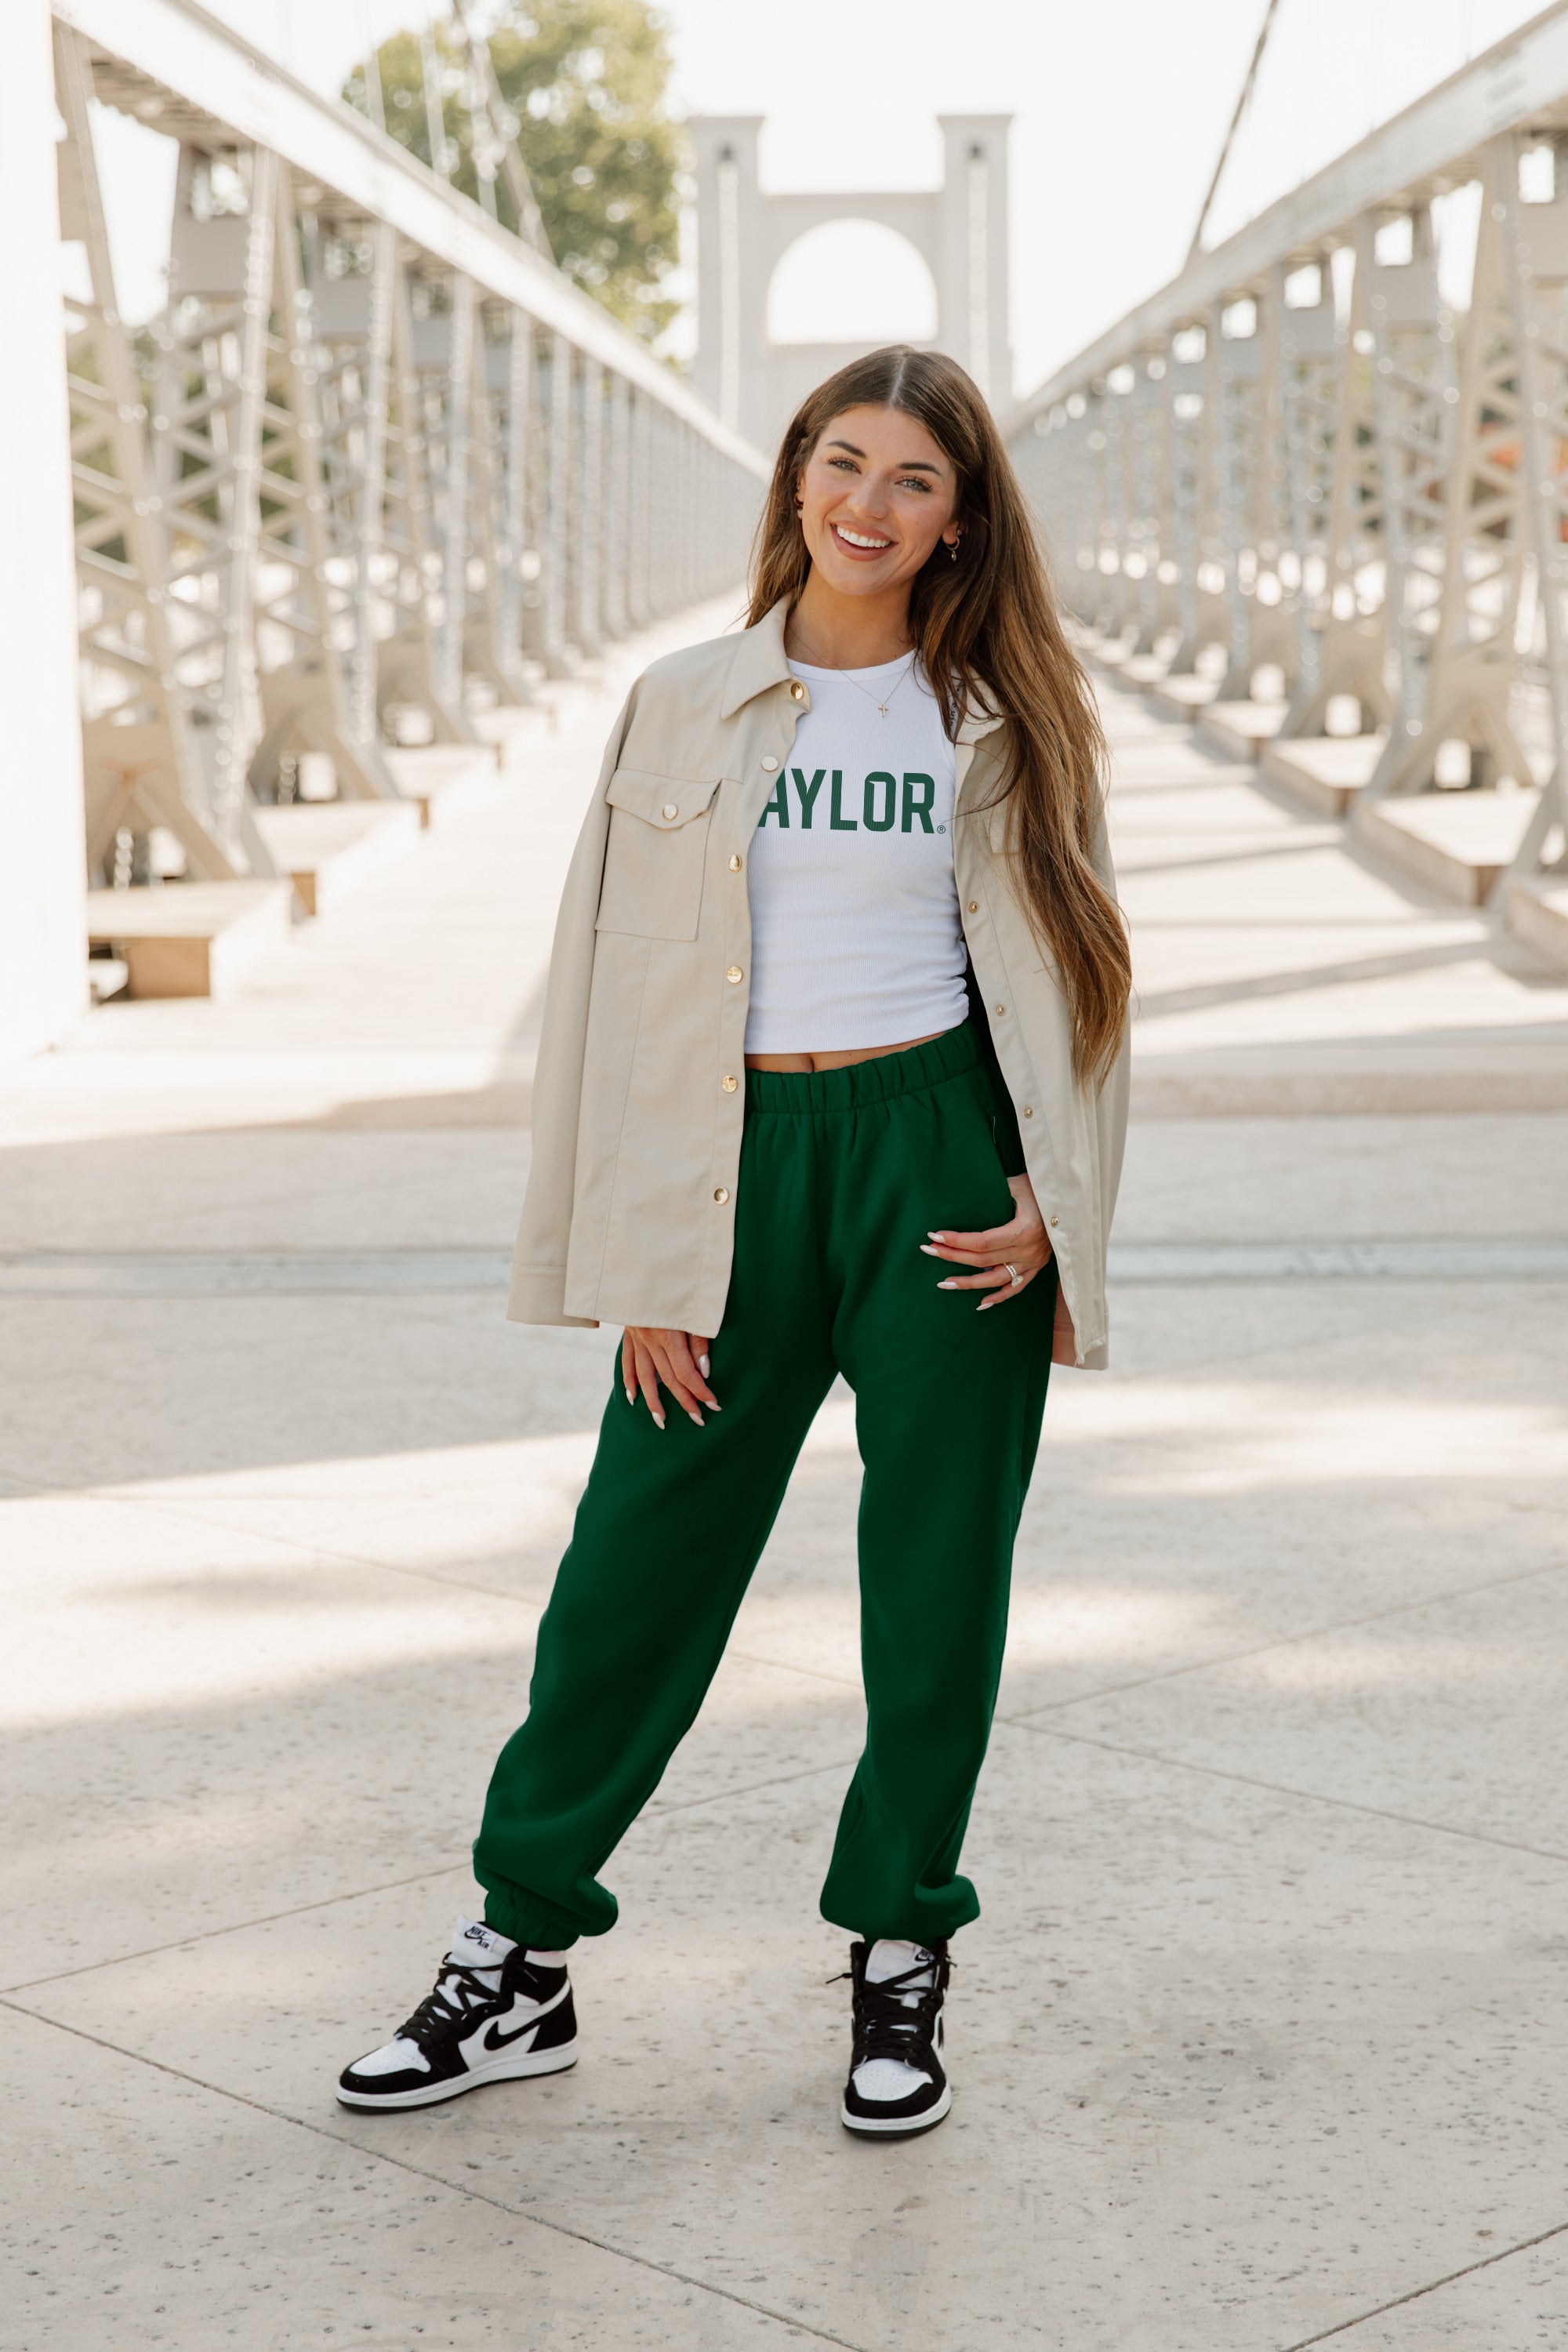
(449, 1916, 567, 1972)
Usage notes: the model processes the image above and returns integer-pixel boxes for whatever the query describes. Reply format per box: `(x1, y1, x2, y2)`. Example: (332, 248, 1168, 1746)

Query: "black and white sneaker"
(337, 1916, 577, 2111)
(839, 1938, 952, 2138)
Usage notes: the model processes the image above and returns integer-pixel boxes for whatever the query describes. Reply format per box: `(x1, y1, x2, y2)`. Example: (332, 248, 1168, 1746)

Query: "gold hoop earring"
(947, 537, 960, 563)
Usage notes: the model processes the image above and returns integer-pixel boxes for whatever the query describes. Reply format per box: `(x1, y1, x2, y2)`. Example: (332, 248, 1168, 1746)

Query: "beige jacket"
(508, 599, 1130, 1367)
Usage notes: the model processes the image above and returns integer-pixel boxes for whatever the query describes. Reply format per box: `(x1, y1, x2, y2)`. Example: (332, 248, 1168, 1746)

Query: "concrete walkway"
(3, 620, 1568, 2351)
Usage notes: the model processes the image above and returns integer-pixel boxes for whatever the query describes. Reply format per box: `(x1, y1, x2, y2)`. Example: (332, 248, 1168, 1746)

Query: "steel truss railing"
(1007, 3, 1568, 898)
(51, 0, 768, 887)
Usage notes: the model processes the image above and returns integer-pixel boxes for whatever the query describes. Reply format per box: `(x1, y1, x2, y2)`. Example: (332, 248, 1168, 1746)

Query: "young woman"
(339, 346, 1131, 2140)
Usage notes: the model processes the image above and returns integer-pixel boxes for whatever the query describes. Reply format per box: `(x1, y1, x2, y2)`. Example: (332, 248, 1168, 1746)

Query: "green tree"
(350, 2, 684, 345)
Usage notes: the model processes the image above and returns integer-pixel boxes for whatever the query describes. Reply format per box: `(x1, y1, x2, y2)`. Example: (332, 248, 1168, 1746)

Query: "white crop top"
(742, 654, 969, 1054)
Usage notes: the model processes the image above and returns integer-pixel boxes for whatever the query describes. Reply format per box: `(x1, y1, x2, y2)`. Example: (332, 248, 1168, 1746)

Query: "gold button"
(662, 801, 679, 821)
(760, 755, 779, 771)
(721, 1074, 738, 1092)
(1023, 1105, 1033, 1118)
(994, 1003, 1006, 1017)
(726, 964, 743, 983)
(789, 681, 804, 702)
(1050, 1214, 1059, 1228)
(713, 1186, 730, 1205)
(728, 853, 743, 872)
(967, 900, 978, 913)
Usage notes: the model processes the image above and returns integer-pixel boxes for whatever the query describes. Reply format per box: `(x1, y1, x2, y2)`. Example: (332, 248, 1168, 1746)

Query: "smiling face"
(795, 404, 962, 601)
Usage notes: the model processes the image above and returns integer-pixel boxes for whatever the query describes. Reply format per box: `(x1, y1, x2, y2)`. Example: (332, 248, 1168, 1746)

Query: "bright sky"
(89, 0, 1548, 406)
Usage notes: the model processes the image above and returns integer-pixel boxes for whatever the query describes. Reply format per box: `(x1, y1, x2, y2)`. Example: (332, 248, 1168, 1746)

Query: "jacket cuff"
(506, 1265, 598, 1328)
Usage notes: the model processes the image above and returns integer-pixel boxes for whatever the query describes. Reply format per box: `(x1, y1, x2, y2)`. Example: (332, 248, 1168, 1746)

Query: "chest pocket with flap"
(595, 768, 721, 941)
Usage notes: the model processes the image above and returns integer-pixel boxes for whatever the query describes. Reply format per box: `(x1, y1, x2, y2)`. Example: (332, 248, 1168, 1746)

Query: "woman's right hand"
(622, 1327, 718, 1429)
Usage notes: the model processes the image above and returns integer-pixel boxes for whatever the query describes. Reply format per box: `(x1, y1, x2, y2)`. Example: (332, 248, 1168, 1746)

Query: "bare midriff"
(743, 1029, 946, 1075)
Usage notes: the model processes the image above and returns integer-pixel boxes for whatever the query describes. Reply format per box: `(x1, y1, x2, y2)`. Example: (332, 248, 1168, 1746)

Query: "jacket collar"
(720, 598, 792, 719)
(719, 593, 1006, 745)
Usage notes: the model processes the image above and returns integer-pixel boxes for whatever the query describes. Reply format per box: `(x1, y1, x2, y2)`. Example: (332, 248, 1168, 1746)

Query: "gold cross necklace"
(794, 648, 917, 720)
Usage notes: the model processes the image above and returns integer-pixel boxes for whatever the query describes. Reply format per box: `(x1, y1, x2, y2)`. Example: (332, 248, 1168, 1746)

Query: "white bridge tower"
(691, 115, 1013, 451)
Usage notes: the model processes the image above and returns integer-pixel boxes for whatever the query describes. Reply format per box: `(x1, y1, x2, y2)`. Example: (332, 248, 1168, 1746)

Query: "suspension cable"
(447, 0, 554, 258)
(1187, 0, 1287, 263)
(357, 0, 386, 130)
(419, 16, 449, 181)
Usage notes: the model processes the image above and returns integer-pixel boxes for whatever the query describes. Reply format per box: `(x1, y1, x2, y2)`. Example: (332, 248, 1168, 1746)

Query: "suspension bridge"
(7, 0, 1568, 1057)
(1016, 2, 1568, 958)
(5, 0, 764, 1051)
(5, 6, 1568, 2347)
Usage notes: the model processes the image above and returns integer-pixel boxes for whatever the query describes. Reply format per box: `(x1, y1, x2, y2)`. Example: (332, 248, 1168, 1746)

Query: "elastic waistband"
(744, 1020, 979, 1116)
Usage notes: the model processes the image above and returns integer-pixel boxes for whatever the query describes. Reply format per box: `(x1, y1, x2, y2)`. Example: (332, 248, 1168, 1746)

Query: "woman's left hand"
(921, 1174, 1054, 1312)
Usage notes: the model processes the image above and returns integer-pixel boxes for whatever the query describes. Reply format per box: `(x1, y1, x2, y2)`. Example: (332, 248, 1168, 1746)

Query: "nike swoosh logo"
(482, 2016, 539, 2053)
(476, 1980, 569, 2055)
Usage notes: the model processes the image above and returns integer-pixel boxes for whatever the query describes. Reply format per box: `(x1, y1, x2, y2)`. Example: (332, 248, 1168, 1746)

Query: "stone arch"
(766, 218, 939, 346)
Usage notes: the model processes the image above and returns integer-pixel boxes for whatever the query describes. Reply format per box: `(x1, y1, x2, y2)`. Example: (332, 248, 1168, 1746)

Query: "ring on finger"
(1004, 1261, 1022, 1287)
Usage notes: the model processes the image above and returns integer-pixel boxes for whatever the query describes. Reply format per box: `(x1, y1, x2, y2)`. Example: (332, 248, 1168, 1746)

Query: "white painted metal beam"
(0, 0, 87, 1058)
(50, 0, 768, 476)
(1008, 0, 1568, 423)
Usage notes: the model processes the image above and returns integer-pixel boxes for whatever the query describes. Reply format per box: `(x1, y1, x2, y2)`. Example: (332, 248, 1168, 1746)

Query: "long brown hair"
(747, 347, 1130, 1087)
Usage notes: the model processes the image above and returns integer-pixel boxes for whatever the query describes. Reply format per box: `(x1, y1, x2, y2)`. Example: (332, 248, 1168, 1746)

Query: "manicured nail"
(688, 1410, 705, 1427)
(698, 1353, 710, 1377)
(938, 1279, 958, 1290)
(919, 1243, 942, 1256)
(652, 1410, 666, 1430)
(625, 1385, 635, 1406)
(927, 1231, 946, 1242)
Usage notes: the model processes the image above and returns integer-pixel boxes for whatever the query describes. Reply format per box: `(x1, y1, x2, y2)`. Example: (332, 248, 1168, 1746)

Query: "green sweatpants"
(474, 1021, 1055, 1951)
